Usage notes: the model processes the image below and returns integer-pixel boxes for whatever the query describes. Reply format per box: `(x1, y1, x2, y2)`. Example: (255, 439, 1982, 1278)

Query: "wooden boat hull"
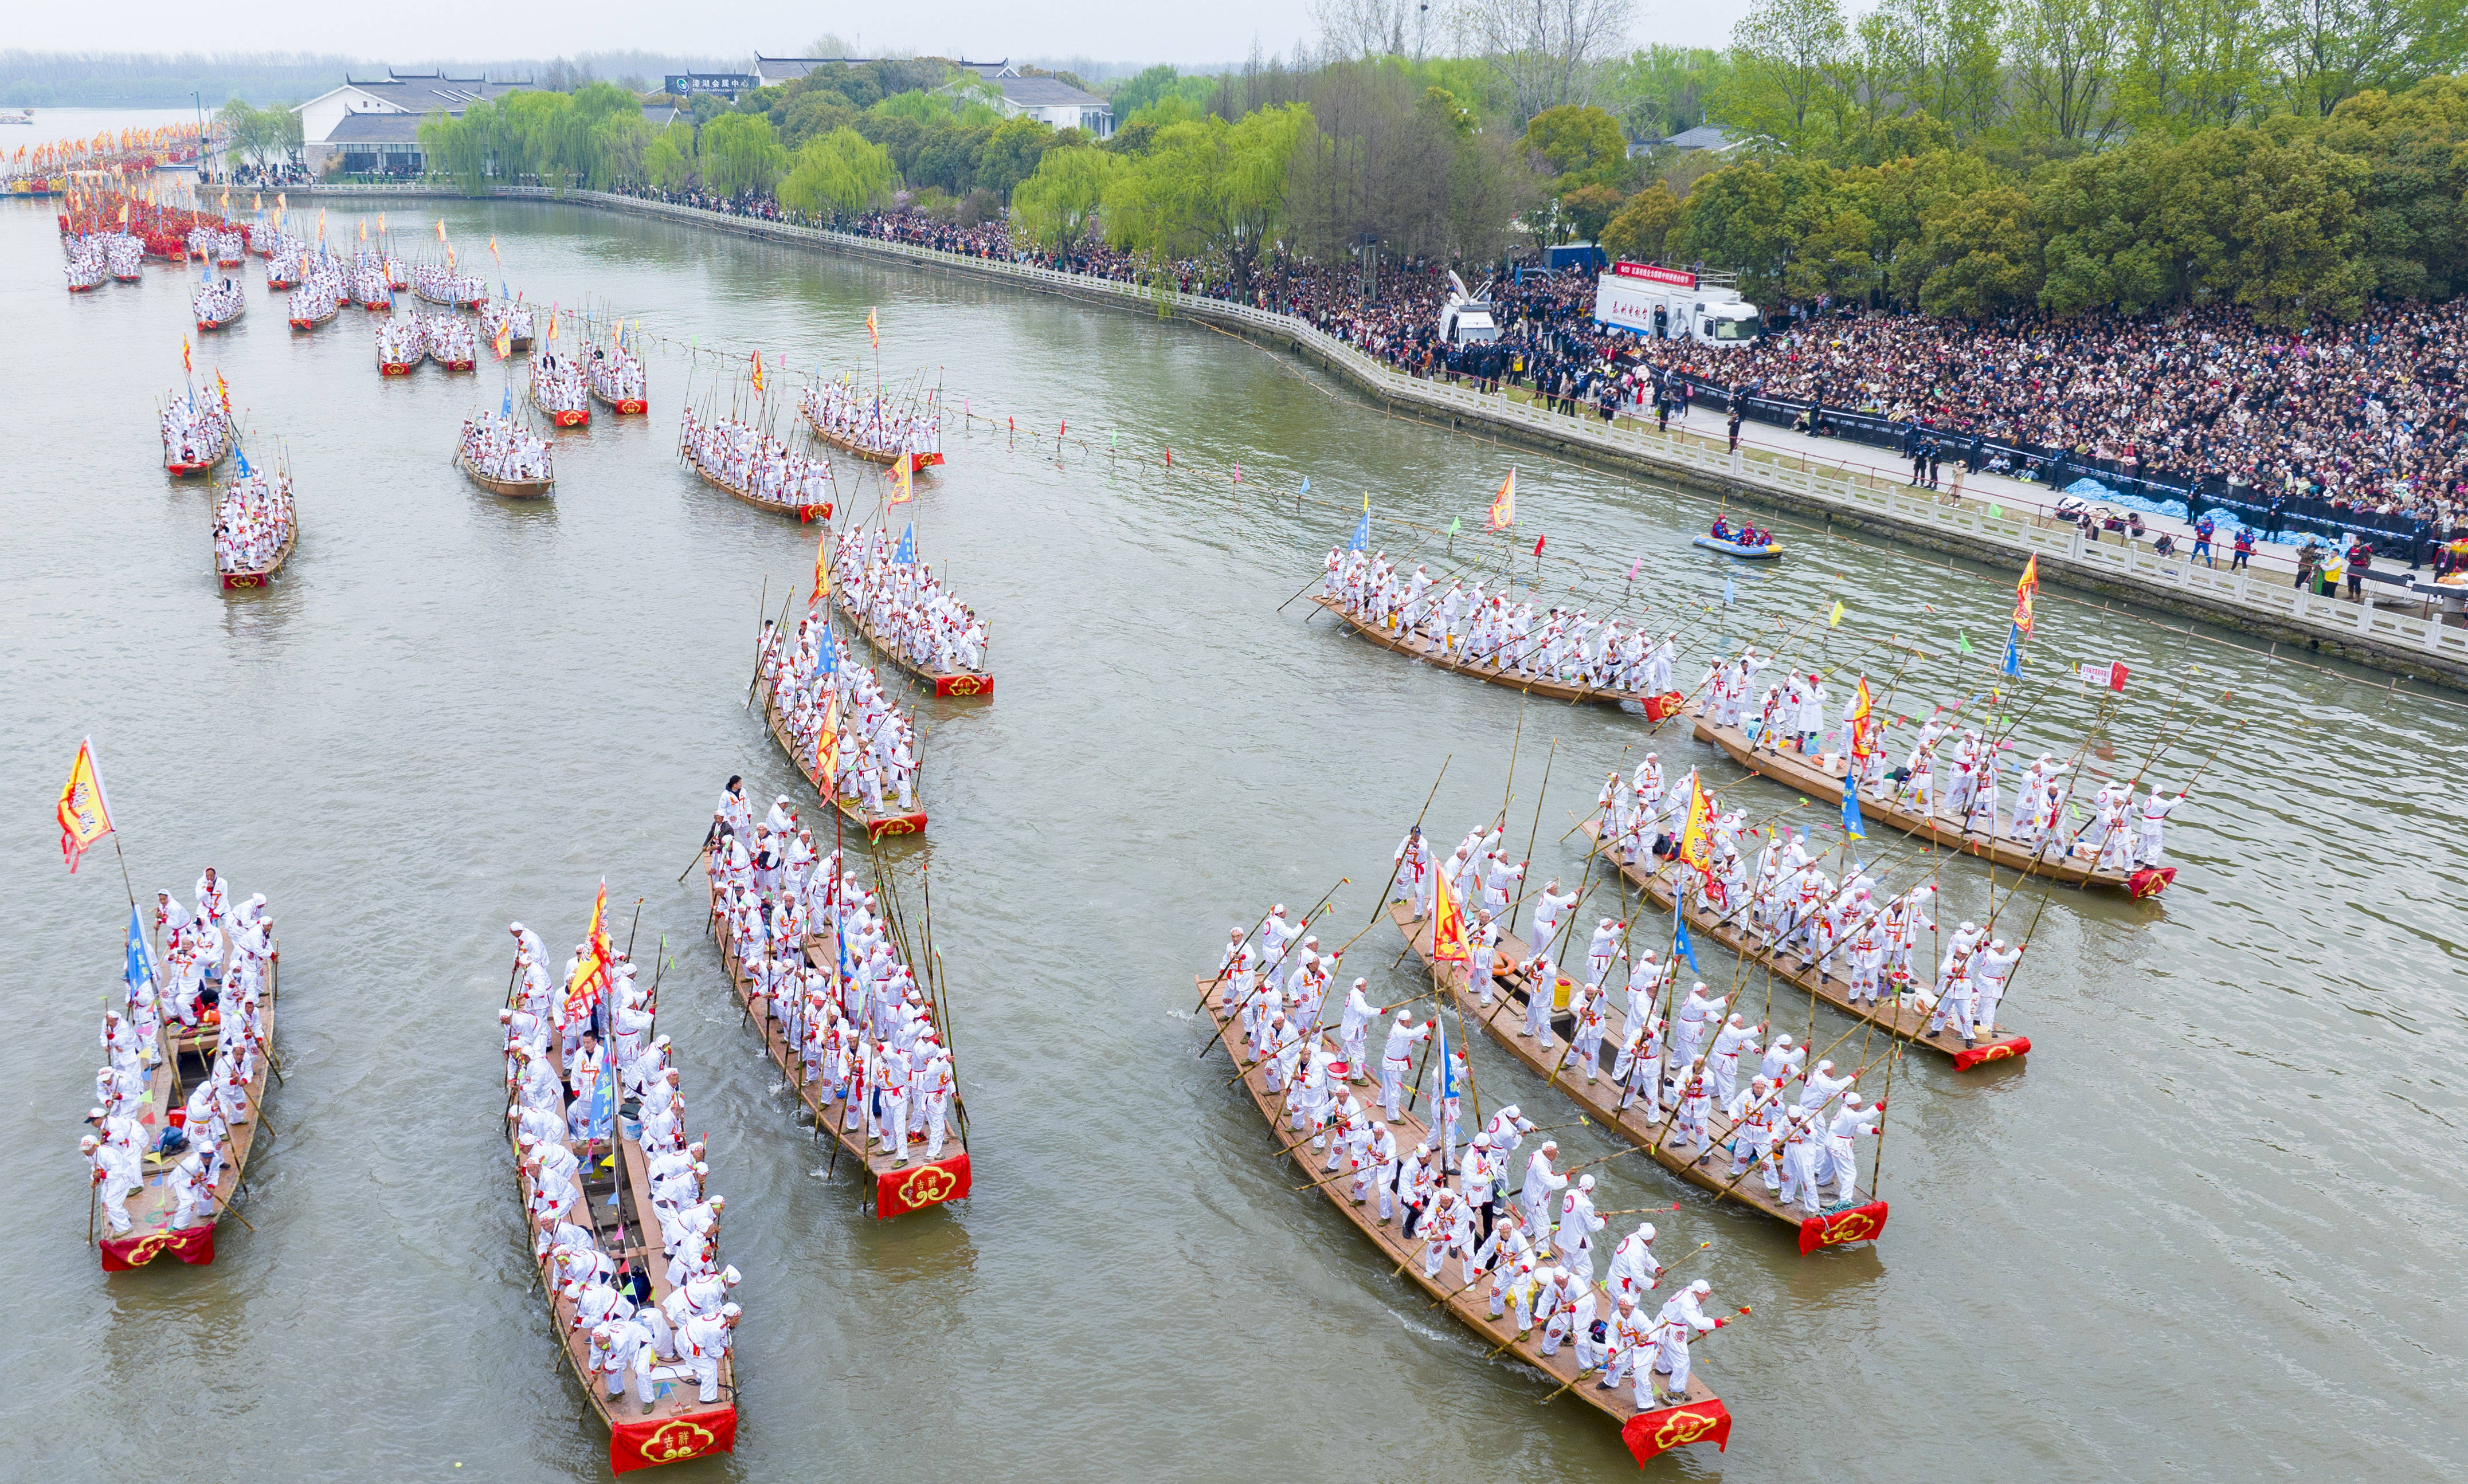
(112, 271, 142, 282)
(1689, 709, 2146, 892)
(800, 407, 931, 466)
(359, 296, 391, 310)
(503, 990, 738, 1471)
(1310, 594, 1665, 710)
(414, 287, 483, 309)
(755, 680, 925, 837)
(459, 450, 553, 498)
(288, 308, 336, 331)
(590, 384, 647, 415)
(835, 590, 993, 698)
(1577, 814, 2031, 1070)
(1389, 901, 1887, 1251)
(438, 357, 476, 372)
(1694, 535, 1783, 559)
(685, 454, 816, 520)
(101, 944, 277, 1270)
(167, 447, 229, 478)
(1198, 968, 1733, 1464)
(378, 359, 420, 376)
(196, 308, 244, 331)
(702, 869, 971, 1216)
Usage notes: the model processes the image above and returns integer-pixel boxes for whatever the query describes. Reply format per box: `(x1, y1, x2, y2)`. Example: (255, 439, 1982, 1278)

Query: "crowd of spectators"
(604, 182, 2468, 565)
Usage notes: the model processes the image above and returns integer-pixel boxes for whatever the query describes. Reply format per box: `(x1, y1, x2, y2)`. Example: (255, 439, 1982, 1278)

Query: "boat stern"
(608, 1406, 737, 1472)
(1621, 1394, 1733, 1465)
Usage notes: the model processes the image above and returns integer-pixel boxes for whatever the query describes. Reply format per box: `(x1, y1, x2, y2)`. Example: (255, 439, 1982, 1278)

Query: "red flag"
(1796, 1200, 1890, 1253)
(2012, 554, 2039, 639)
(876, 1151, 970, 1217)
(1534, 533, 1546, 556)
(1621, 1399, 1733, 1466)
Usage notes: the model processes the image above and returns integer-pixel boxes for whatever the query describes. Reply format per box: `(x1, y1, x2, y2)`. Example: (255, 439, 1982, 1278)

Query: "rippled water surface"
(6, 187, 2465, 1481)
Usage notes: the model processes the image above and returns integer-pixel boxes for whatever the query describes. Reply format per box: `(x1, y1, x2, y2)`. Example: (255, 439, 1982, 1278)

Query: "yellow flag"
(358, 219, 367, 241)
(1830, 599, 1845, 627)
(55, 737, 114, 873)
(1429, 868, 1469, 965)
(867, 307, 879, 348)
(1486, 468, 1516, 531)
(815, 693, 841, 782)
(494, 321, 513, 360)
(811, 522, 831, 607)
(1677, 776, 1715, 874)
(888, 452, 914, 505)
(436, 219, 447, 243)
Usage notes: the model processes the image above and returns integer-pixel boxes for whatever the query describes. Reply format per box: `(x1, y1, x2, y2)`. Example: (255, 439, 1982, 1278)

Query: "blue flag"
(817, 633, 837, 678)
(2000, 621, 2023, 677)
(1842, 782, 1866, 840)
(1673, 898, 1701, 974)
(123, 905, 156, 999)
(586, 1062, 615, 1139)
(1723, 573, 1735, 607)
(1299, 476, 1310, 498)
(502, 386, 513, 418)
(1436, 1018, 1454, 1102)
(894, 523, 915, 565)
(236, 449, 252, 478)
(1347, 510, 1370, 553)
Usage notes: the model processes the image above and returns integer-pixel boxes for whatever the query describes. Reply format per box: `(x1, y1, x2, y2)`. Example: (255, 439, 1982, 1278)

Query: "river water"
(7, 187, 2464, 1481)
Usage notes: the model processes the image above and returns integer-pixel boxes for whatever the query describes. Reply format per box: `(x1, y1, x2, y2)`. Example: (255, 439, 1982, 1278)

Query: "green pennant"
(1957, 631, 1973, 655)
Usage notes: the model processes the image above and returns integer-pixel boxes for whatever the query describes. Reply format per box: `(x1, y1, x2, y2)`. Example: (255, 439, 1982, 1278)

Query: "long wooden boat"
(1310, 594, 1687, 714)
(1577, 815, 2029, 1070)
(459, 449, 553, 498)
(195, 299, 245, 332)
(685, 454, 808, 520)
(220, 525, 294, 590)
(1687, 708, 2170, 896)
(1199, 967, 1736, 1466)
(754, 676, 926, 838)
(532, 380, 591, 429)
(702, 869, 971, 1216)
(101, 938, 279, 1271)
(1389, 900, 1887, 1254)
(167, 443, 229, 478)
(505, 1015, 738, 1471)
(415, 284, 484, 309)
(800, 407, 913, 466)
(287, 297, 337, 332)
(833, 588, 992, 698)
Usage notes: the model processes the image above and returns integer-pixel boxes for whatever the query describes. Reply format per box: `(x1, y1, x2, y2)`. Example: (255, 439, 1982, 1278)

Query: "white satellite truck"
(1436, 270, 1501, 346)
(1592, 261, 1762, 347)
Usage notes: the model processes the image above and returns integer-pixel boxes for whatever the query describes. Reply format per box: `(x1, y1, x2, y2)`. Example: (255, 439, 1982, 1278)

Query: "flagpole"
(111, 836, 136, 909)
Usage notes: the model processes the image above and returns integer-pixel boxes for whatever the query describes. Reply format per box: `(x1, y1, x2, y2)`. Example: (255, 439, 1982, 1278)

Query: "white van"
(1592, 262, 1762, 347)
(1436, 270, 1501, 346)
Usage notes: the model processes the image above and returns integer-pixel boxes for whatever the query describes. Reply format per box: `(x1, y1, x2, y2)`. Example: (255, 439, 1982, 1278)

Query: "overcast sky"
(6, 0, 1748, 70)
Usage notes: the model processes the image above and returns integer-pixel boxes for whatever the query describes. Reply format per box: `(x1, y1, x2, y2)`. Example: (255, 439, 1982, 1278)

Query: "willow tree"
(1103, 105, 1309, 296)
(644, 121, 699, 191)
(1010, 146, 1122, 252)
(777, 127, 898, 218)
(699, 113, 788, 198)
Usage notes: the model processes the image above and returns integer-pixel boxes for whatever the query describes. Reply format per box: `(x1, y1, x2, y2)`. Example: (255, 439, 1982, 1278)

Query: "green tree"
(2005, 0, 2128, 144)
(777, 127, 898, 217)
(1729, 0, 1847, 146)
(1011, 145, 1125, 251)
(977, 115, 1058, 199)
(1104, 105, 1310, 295)
(1668, 159, 1792, 297)
(1600, 182, 1683, 261)
(1560, 181, 1627, 240)
(1522, 104, 1629, 184)
(699, 113, 788, 197)
(644, 121, 698, 191)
